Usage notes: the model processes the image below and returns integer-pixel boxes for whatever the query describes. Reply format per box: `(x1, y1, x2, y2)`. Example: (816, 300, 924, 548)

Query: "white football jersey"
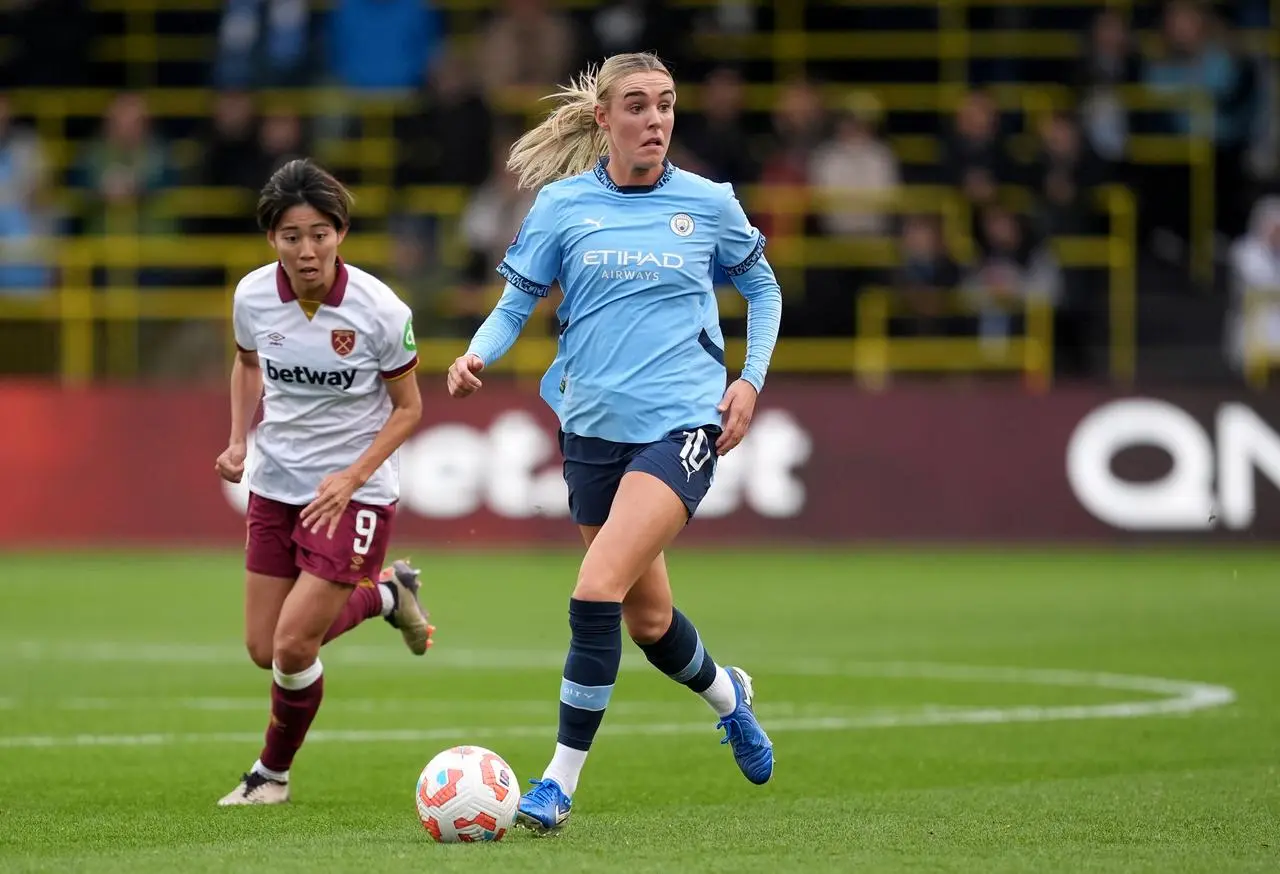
(232, 258, 419, 506)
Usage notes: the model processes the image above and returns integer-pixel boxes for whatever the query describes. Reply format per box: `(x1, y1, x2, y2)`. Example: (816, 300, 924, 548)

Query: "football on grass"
(415, 745, 519, 842)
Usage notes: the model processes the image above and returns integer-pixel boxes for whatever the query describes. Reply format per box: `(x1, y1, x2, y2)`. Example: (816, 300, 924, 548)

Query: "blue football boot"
(516, 778, 572, 835)
(716, 666, 774, 785)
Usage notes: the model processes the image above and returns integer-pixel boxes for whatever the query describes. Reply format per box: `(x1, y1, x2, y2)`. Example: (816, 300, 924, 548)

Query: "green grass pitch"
(1, 548, 1277, 873)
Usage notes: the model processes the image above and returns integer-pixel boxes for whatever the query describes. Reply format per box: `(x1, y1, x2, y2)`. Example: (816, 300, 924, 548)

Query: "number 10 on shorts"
(679, 428, 713, 481)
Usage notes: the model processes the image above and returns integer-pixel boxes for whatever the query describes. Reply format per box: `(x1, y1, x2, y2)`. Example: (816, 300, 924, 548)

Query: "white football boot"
(217, 771, 290, 806)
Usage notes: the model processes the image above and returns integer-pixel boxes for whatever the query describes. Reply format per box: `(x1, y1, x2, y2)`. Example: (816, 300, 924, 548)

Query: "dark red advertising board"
(1, 380, 1277, 546)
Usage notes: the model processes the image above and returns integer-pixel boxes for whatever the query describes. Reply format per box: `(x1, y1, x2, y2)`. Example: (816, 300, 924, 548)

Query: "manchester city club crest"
(331, 329, 356, 357)
(670, 213, 695, 237)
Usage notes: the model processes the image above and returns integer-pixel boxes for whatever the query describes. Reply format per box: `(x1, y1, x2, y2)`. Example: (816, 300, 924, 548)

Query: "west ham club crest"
(331, 329, 356, 357)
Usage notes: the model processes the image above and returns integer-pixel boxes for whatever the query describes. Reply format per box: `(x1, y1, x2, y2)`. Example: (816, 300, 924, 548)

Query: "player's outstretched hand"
(716, 379, 758, 456)
(446, 354, 485, 398)
(301, 469, 361, 539)
(215, 442, 247, 483)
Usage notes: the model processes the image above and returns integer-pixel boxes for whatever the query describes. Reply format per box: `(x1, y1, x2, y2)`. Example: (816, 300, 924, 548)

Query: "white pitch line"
(0, 647, 1237, 750)
(0, 697, 948, 718)
(0, 640, 1244, 695)
(0, 686, 1234, 750)
(0, 641, 1246, 712)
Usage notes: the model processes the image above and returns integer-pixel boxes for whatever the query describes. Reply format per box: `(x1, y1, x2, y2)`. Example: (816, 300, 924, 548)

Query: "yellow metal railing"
(855, 286, 1056, 391)
(852, 184, 1135, 388)
(0, 179, 1134, 385)
(26, 180, 982, 299)
(5, 82, 1046, 127)
(1027, 84, 1217, 284)
(3, 84, 1009, 198)
(9, 75, 1214, 282)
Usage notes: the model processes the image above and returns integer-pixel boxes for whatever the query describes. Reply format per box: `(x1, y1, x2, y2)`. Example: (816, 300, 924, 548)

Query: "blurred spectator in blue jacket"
(328, 0, 443, 91)
(0, 93, 52, 295)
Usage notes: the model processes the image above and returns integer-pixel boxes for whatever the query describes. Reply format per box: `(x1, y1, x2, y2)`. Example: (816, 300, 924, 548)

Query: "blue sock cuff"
(569, 598, 623, 631)
(569, 598, 623, 618)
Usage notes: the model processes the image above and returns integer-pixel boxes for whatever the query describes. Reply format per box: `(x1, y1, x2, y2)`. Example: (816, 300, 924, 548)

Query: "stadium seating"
(0, 0, 1273, 386)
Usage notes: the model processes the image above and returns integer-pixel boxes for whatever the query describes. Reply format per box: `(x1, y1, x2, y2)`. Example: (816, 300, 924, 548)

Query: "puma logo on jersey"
(265, 359, 357, 390)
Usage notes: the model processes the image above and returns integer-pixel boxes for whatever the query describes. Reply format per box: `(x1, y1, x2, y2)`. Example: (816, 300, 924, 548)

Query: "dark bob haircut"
(256, 158, 353, 233)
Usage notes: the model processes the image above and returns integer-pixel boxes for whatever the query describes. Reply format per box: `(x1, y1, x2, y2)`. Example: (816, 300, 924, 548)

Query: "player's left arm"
(301, 306, 422, 538)
(345, 369, 422, 487)
(713, 188, 783, 455)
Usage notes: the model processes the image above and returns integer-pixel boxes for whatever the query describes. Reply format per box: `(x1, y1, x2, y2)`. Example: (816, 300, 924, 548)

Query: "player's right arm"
(448, 188, 562, 398)
(216, 289, 264, 483)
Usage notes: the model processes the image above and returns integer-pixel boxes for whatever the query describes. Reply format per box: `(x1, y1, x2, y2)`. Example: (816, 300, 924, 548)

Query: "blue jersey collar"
(593, 156, 674, 193)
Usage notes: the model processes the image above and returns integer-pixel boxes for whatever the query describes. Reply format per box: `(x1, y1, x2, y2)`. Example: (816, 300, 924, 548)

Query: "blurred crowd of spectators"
(1, 0, 1277, 379)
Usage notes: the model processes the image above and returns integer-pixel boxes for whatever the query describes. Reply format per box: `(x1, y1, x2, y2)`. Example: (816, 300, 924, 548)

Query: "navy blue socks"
(541, 598, 623, 796)
(556, 598, 623, 751)
(637, 607, 717, 692)
(639, 607, 739, 718)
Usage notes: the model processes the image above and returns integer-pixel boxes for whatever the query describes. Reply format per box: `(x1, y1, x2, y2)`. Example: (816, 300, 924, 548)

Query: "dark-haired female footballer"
(215, 158, 434, 806)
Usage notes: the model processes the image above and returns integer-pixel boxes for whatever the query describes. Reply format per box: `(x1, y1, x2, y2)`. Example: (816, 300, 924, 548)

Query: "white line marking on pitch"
(0, 697, 940, 719)
(0, 639, 1245, 703)
(0, 690, 1233, 750)
(0, 648, 1236, 749)
(0, 641, 1245, 694)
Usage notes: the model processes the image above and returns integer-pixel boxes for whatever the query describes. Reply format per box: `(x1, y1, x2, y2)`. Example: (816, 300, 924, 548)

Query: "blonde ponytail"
(507, 52, 672, 191)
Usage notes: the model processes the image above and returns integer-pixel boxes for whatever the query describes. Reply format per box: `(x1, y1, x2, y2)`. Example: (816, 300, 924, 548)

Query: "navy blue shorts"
(559, 425, 722, 527)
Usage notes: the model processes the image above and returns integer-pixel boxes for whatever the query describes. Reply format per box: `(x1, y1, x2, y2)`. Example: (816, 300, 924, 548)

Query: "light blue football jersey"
(475, 158, 780, 445)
